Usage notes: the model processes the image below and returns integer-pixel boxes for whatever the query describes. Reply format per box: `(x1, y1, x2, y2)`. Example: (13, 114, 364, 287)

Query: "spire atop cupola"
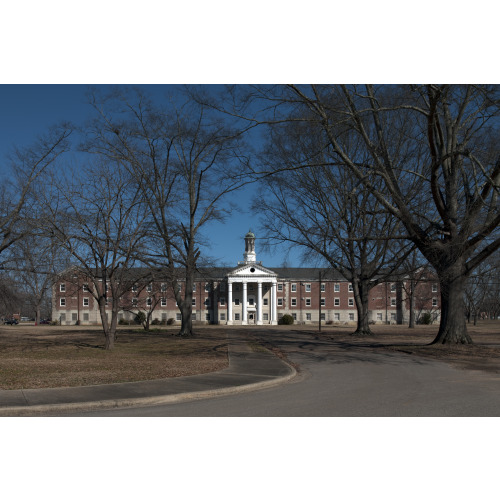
(243, 230, 256, 263)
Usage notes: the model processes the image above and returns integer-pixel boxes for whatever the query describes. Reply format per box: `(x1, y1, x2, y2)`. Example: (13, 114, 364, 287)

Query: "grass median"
(0, 325, 228, 390)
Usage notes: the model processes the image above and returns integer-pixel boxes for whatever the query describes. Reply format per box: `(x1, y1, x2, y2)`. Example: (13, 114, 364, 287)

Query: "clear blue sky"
(0, 84, 302, 268)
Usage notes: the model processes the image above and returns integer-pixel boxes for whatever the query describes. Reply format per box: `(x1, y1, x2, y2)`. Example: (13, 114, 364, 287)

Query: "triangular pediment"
(228, 263, 277, 278)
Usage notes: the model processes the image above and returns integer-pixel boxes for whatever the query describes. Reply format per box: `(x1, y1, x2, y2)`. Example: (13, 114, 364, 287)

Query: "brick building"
(52, 232, 441, 326)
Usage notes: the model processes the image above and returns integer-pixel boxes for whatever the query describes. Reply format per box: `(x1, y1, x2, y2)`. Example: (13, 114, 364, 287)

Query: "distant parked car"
(4, 319, 18, 325)
(39, 319, 51, 324)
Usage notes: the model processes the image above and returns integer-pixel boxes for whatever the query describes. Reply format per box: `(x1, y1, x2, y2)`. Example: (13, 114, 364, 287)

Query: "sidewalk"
(0, 330, 296, 416)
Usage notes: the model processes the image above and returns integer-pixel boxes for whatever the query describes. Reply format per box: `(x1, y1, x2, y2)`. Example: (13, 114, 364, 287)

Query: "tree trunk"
(352, 280, 373, 336)
(408, 280, 415, 328)
(98, 298, 116, 350)
(179, 299, 193, 336)
(431, 267, 472, 344)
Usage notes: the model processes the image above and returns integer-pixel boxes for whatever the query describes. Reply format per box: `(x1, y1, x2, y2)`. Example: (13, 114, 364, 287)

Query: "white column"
(271, 281, 277, 324)
(242, 281, 248, 325)
(227, 282, 233, 325)
(257, 281, 263, 325)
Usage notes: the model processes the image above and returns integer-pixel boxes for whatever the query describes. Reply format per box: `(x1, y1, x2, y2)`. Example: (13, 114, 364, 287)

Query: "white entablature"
(227, 263, 277, 282)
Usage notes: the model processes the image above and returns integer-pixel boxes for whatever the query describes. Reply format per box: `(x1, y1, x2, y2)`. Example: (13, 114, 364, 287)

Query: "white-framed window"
(390, 283, 396, 292)
(249, 298, 254, 306)
(320, 283, 325, 292)
(147, 298, 152, 306)
(349, 313, 355, 321)
(161, 298, 167, 306)
(391, 313, 397, 321)
(377, 313, 383, 321)
(334, 298, 340, 306)
(83, 298, 89, 307)
(59, 283, 66, 292)
(334, 283, 340, 292)
(146, 283, 152, 292)
(161, 283, 167, 292)
(60, 298, 66, 306)
(277, 298, 283, 306)
(348, 298, 354, 306)
(305, 298, 311, 306)
(220, 313, 226, 321)
(235, 313, 240, 321)
(306, 313, 311, 320)
(132, 285, 138, 293)
(263, 313, 269, 321)
(82, 283, 89, 292)
(192, 298, 196, 306)
(432, 283, 438, 293)
(205, 313, 211, 321)
(391, 298, 396, 306)
(263, 298, 268, 305)
(161, 313, 167, 321)
(291, 283, 297, 292)
(234, 298, 240, 306)
(83, 313, 89, 321)
(291, 298, 297, 306)
(320, 298, 326, 306)
(132, 298, 138, 306)
(176, 313, 181, 321)
(278, 284, 283, 291)
(205, 283, 210, 292)
(348, 283, 353, 292)
(220, 297, 226, 306)
(292, 313, 297, 320)
(320, 313, 325, 320)
(192, 313, 196, 320)
(432, 298, 438, 307)
(334, 313, 340, 321)
(192, 284, 196, 292)
(305, 283, 311, 292)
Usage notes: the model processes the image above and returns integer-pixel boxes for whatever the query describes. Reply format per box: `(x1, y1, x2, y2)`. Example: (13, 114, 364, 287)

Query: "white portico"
(226, 231, 278, 325)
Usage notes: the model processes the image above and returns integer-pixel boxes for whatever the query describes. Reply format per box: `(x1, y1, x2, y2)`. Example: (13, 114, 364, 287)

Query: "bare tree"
(83, 88, 249, 336)
(239, 84, 499, 344)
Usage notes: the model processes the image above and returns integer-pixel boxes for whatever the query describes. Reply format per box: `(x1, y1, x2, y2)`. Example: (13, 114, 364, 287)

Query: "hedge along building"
(52, 232, 441, 326)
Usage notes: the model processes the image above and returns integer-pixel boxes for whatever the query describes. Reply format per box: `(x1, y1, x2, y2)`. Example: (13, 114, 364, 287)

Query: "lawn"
(0, 325, 228, 390)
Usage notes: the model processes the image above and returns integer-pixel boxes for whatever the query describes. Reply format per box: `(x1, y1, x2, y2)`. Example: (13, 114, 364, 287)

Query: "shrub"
(279, 314, 294, 325)
(418, 312, 433, 325)
(134, 311, 146, 325)
(151, 318, 160, 326)
(160, 319, 167, 325)
(118, 318, 129, 325)
(326, 320, 333, 325)
(167, 318, 175, 325)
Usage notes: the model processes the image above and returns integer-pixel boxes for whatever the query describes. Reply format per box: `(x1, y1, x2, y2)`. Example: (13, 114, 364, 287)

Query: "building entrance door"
(248, 313, 255, 324)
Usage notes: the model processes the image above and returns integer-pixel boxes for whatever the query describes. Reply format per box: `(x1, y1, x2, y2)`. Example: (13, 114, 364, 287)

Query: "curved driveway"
(70, 330, 500, 417)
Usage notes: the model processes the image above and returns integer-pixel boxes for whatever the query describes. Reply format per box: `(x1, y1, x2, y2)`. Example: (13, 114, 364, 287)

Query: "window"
(220, 313, 226, 321)
(192, 298, 196, 306)
(205, 283, 210, 292)
(60, 313, 66, 322)
(390, 283, 396, 292)
(205, 298, 211, 307)
(292, 313, 297, 320)
(83, 313, 89, 321)
(205, 313, 211, 321)
(72, 313, 77, 321)
(377, 313, 383, 321)
(132, 298, 138, 306)
(348, 283, 353, 292)
(305, 283, 311, 292)
(305, 298, 311, 306)
(83, 283, 89, 292)
(132, 285, 137, 293)
(334, 283, 340, 292)
(334, 313, 340, 321)
(220, 297, 226, 306)
(162, 313, 167, 321)
(248, 298, 254, 306)
(147, 298, 152, 306)
(334, 298, 340, 306)
(321, 283, 325, 292)
(263, 313, 269, 321)
(348, 298, 354, 306)
(263, 298, 268, 305)
(83, 298, 89, 307)
(306, 313, 311, 320)
(235, 298, 240, 306)
(192, 313, 196, 320)
(59, 283, 66, 292)
(146, 283, 152, 292)
(291, 283, 297, 292)
(161, 298, 167, 306)
(60, 298, 66, 306)
(278, 284, 283, 291)
(277, 298, 283, 306)
(432, 298, 438, 307)
(432, 283, 438, 293)
(391, 313, 397, 321)
(192, 284, 196, 292)
(291, 298, 297, 306)
(235, 313, 240, 321)
(176, 313, 182, 321)
(391, 298, 396, 306)
(320, 298, 325, 306)
(320, 313, 326, 320)
(161, 283, 167, 292)
(349, 313, 355, 321)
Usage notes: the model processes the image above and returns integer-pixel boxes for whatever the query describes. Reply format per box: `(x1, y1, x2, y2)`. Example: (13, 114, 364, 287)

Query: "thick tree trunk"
(179, 299, 193, 336)
(408, 280, 415, 329)
(352, 280, 373, 336)
(431, 267, 472, 344)
(99, 298, 116, 350)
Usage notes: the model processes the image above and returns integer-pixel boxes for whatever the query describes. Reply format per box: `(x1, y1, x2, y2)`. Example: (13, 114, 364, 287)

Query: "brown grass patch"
(0, 325, 228, 389)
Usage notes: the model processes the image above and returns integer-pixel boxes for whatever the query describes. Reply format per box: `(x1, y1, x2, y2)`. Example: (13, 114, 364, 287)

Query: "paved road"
(67, 330, 500, 417)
